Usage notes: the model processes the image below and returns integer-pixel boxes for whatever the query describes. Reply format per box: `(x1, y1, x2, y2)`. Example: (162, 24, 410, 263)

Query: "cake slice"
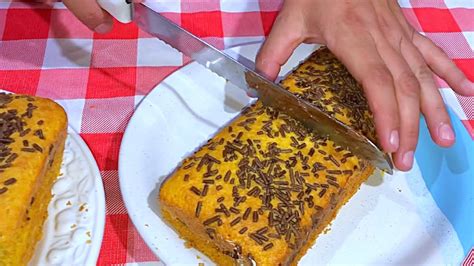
(159, 47, 376, 265)
(0, 93, 68, 265)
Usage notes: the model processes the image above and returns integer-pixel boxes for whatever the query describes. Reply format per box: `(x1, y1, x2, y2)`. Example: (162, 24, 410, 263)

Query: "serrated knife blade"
(132, 3, 393, 174)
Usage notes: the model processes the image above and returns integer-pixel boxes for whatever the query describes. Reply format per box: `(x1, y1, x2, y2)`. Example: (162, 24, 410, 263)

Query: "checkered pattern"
(0, 0, 472, 264)
(463, 247, 474, 266)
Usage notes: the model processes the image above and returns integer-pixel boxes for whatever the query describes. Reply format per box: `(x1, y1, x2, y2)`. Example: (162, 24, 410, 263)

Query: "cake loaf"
(0, 93, 67, 265)
(159, 47, 376, 265)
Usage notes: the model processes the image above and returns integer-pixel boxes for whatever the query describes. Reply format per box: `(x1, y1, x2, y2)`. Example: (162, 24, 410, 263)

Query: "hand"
(63, 0, 114, 34)
(256, 0, 474, 171)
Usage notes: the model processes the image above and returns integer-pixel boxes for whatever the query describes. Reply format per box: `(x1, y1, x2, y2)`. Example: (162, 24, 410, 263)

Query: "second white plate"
(29, 129, 105, 265)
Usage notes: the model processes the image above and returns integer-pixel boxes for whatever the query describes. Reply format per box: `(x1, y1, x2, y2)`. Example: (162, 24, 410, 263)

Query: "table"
(0, 0, 472, 264)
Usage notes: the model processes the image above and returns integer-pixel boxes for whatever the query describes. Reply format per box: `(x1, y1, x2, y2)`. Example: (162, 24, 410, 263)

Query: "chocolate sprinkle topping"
(0, 94, 45, 190)
(4, 177, 16, 186)
(32, 143, 43, 152)
(229, 207, 240, 214)
(252, 211, 259, 223)
(203, 215, 221, 226)
(34, 129, 44, 140)
(21, 147, 36, 153)
(195, 201, 203, 217)
(202, 184, 209, 196)
(243, 207, 251, 220)
(230, 217, 241, 226)
(249, 233, 264, 245)
(190, 186, 201, 196)
(263, 243, 274, 251)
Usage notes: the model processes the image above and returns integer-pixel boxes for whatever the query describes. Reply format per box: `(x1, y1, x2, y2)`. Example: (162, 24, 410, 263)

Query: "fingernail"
(389, 130, 399, 150)
(402, 151, 414, 169)
(247, 88, 258, 98)
(461, 79, 473, 92)
(256, 59, 278, 81)
(94, 22, 112, 34)
(438, 123, 455, 141)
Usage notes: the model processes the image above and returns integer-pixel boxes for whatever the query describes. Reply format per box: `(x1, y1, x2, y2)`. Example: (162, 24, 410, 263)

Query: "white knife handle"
(97, 0, 132, 23)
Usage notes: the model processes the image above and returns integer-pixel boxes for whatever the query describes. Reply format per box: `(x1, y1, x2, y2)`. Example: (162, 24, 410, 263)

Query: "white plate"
(29, 128, 105, 266)
(119, 43, 464, 265)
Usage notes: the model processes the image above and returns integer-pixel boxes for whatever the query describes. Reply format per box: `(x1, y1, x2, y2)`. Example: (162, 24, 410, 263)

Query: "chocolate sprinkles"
(263, 243, 274, 251)
(190, 186, 201, 196)
(243, 207, 251, 220)
(203, 215, 221, 226)
(195, 201, 203, 217)
(230, 217, 241, 226)
(4, 178, 16, 186)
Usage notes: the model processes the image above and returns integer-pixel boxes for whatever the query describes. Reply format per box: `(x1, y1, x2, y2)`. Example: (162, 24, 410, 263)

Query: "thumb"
(63, 0, 113, 34)
(256, 10, 304, 81)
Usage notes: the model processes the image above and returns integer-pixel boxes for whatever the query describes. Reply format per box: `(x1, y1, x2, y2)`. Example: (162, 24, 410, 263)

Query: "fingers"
(370, 2, 421, 170)
(398, 37, 455, 148)
(412, 33, 474, 96)
(420, 84, 455, 147)
(63, 0, 113, 33)
(255, 7, 304, 81)
(388, 0, 473, 96)
(374, 0, 454, 169)
(329, 29, 401, 154)
(369, 34, 420, 170)
(383, 0, 456, 151)
(384, 50, 420, 171)
(256, 0, 465, 172)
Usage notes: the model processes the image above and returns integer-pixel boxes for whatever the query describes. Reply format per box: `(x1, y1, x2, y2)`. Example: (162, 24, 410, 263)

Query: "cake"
(159, 47, 376, 265)
(0, 93, 68, 265)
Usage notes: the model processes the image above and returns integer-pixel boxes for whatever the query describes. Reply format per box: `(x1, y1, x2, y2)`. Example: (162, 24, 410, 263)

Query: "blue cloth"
(416, 108, 474, 255)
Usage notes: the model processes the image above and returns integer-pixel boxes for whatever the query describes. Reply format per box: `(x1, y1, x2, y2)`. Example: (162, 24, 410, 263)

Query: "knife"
(98, 1, 393, 174)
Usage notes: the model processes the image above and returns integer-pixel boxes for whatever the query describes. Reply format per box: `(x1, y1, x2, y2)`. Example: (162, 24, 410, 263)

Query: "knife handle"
(97, 0, 132, 23)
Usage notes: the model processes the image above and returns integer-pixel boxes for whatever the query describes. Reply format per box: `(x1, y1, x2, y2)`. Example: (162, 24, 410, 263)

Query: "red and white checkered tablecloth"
(0, 0, 472, 264)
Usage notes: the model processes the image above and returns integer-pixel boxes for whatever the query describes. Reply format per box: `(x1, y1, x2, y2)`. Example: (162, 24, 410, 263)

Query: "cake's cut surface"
(0, 93, 67, 265)
(159, 47, 376, 265)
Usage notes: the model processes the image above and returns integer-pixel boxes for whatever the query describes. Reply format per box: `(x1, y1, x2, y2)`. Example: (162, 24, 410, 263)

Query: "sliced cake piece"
(0, 93, 68, 265)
